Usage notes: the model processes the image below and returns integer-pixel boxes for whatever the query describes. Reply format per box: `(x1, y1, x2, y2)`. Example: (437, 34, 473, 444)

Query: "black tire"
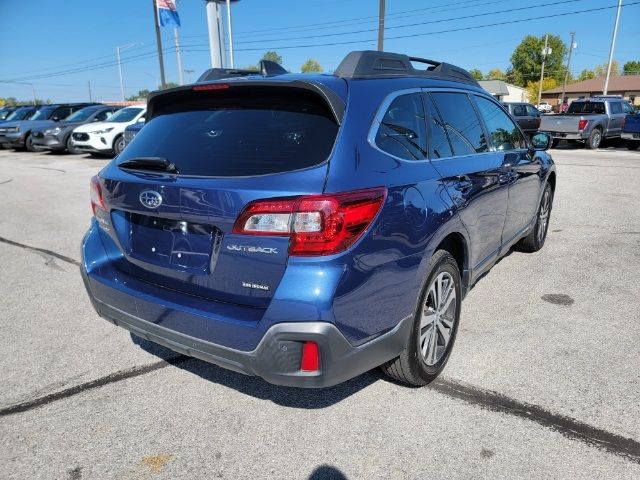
(381, 250, 462, 386)
(65, 135, 78, 154)
(627, 141, 639, 151)
(25, 133, 38, 152)
(585, 128, 602, 149)
(516, 183, 553, 253)
(551, 138, 560, 148)
(112, 134, 125, 156)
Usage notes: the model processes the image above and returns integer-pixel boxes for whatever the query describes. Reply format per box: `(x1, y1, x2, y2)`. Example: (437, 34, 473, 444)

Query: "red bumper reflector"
(300, 341, 320, 372)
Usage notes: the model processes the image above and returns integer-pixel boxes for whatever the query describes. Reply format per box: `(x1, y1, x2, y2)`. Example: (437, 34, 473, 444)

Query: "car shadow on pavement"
(130, 333, 383, 409)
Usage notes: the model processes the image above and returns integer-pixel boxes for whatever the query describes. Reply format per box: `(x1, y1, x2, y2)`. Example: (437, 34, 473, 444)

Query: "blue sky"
(0, 0, 638, 102)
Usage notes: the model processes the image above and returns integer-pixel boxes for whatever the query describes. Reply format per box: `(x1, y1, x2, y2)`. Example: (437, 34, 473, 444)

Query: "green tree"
(623, 60, 640, 75)
(468, 69, 483, 81)
(161, 82, 179, 90)
(261, 51, 283, 65)
(508, 34, 568, 86)
(594, 60, 619, 76)
(301, 59, 322, 73)
(126, 89, 150, 101)
(578, 69, 596, 81)
(486, 68, 506, 80)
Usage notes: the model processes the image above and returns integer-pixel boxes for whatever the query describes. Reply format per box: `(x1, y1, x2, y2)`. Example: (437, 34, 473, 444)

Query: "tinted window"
(108, 107, 144, 123)
(567, 102, 605, 114)
(95, 109, 115, 121)
(118, 94, 338, 177)
(431, 92, 488, 155)
(610, 102, 622, 114)
(29, 107, 55, 121)
(424, 93, 452, 159)
(622, 102, 634, 114)
(53, 107, 72, 120)
(475, 96, 525, 151)
(375, 93, 426, 160)
(526, 105, 539, 117)
(512, 105, 526, 116)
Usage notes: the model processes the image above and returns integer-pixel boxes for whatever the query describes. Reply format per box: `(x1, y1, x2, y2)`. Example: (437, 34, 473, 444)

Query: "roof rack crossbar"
(333, 50, 479, 86)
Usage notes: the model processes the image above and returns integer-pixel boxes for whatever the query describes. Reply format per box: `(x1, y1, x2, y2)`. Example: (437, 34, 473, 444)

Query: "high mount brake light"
(90, 175, 106, 215)
(232, 187, 387, 256)
(192, 83, 230, 91)
(578, 119, 589, 130)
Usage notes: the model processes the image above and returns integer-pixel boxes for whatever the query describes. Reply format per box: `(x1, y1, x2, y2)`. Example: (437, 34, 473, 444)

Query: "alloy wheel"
(537, 189, 551, 243)
(591, 131, 601, 149)
(419, 272, 457, 366)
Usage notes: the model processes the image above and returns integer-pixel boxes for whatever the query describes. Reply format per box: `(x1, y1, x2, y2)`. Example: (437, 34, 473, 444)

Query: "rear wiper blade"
(118, 157, 179, 173)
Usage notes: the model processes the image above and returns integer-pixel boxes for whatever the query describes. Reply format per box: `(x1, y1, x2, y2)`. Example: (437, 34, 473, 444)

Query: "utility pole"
(560, 32, 576, 111)
(537, 34, 550, 108)
(377, 0, 386, 51)
(603, 0, 622, 95)
(31, 84, 37, 105)
(206, 1, 224, 68)
(152, 0, 167, 88)
(173, 28, 185, 85)
(225, 0, 234, 68)
(88, 81, 93, 102)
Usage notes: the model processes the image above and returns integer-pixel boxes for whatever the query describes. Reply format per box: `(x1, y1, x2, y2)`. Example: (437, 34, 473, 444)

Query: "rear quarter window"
(119, 90, 338, 177)
(431, 92, 488, 155)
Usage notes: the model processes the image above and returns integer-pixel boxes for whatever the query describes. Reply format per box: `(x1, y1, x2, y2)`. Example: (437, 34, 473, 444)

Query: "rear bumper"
(546, 131, 586, 140)
(81, 227, 412, 388)
(621, 132, 640, 140)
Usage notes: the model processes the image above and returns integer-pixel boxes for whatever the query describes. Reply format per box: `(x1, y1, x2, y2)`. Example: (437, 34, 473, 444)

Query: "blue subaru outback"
(81, 51, 556, 387)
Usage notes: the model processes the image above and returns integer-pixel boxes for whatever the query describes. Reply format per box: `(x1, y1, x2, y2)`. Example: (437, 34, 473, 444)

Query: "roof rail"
(333, 50, 479, 86)
(197, 60, 288, 83)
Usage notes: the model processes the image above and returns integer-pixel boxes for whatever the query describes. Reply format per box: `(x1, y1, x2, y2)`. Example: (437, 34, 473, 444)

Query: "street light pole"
(377, 0, 385, 51)
(560, 32, 576, 111)
(537, 34, 549, 108)
(116, 46, 125, 101)
(225, 0, 235, 68)
(603, 0, 622, 95)
(152, 0, 167, 88)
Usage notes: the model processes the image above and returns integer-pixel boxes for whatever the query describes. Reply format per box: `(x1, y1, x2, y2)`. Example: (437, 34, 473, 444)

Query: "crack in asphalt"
(430, 378, 640, 465)
(0, 235, 81, 267)
(1, 237, 639, 465)
(0, 356, 191, 417)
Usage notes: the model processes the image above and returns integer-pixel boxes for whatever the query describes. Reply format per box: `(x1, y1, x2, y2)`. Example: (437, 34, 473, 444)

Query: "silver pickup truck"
(540, 96, 634, 149)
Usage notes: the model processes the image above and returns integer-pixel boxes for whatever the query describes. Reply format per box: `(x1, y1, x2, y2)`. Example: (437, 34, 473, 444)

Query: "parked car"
(539, 96, 634, 149)
(122, 121, 144, 147)
(71, 106, 145, 156)
(0, 105, 39, 124)
(537, 102, 553, 113)
(0, 106, 19, 121)
(622, 112, 640, 150)
(81, 50, 556, 388)
(502, 102, 541, 137)
(31, 105, 120, 153)
(0, 103, 98, 151)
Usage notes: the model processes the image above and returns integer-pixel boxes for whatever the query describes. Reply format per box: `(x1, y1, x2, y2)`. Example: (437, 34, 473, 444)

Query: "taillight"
(232, 187, 387, 256)
(578, 119, 589, 130)
(192, 83, 230, 91)
(90, 175, 106, 215)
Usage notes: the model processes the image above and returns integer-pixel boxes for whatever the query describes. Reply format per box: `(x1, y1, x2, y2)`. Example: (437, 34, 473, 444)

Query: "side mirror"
(52, 117, 60, 122)
(531, 132, 551, 151)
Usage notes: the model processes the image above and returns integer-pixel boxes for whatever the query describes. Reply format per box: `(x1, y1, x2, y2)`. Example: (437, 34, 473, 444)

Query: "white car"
(71, 106, 145, 156)
(537, 102, 553, 113)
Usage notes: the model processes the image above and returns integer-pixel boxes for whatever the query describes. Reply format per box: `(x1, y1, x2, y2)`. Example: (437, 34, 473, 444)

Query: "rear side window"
(622, 102, 634, 114)
(431, 92, 488, 155)
(119, 90, 338, 177)
(423, 93, 452, 159)
(512, 105, 526, 116)
(374, 92, 426, 160)
(567, 102, 605, 114)
(475, 96, 526, 151)
(610, 102, 622, 114)
(526, 105, 539, 116)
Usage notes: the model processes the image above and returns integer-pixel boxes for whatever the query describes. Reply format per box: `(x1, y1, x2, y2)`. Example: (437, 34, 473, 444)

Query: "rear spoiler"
(147, 80, 346, 125)
(197, 60, 288, 82)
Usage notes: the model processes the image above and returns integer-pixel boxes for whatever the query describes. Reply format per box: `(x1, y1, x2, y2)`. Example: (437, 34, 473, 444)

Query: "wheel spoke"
(420, 309, 436, 329)
(428, 328, 439, 364)
(436, 320, 450, 345)
(440, 283, 456, 313)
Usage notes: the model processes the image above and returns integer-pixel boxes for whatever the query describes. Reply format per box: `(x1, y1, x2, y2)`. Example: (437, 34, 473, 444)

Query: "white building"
(479, 80, 530, 103)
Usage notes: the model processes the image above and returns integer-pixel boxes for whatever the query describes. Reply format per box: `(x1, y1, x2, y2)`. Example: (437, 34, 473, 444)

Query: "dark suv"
(503, 102, 541, 137)
(82, 51, 556, 388)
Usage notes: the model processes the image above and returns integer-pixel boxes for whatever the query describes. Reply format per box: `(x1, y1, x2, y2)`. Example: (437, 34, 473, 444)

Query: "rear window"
(567, 102, 605, 114)
(118, 90, 338, 177)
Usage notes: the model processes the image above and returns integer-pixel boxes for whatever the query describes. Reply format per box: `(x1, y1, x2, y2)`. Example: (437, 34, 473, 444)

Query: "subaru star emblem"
(139, 190, 162, 209)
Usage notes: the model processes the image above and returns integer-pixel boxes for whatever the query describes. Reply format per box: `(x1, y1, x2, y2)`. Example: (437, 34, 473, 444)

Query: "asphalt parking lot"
(1, 144, 639, 479)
